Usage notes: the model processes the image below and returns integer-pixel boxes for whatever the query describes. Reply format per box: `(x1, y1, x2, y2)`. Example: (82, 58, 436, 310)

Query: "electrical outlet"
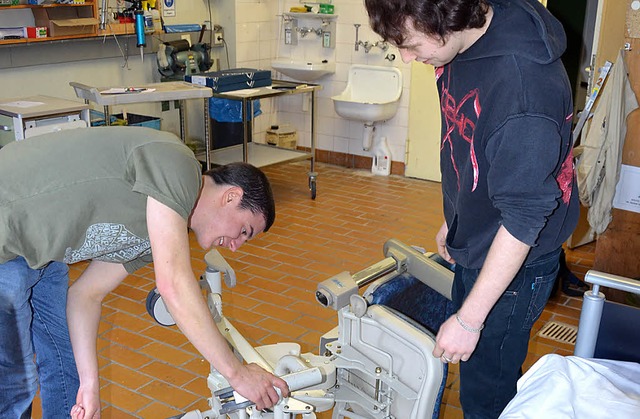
(214, 29, 224, 46)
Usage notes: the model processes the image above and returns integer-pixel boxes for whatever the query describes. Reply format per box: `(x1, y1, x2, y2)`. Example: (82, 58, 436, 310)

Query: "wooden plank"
(593, 108, 640, 279)
(592, 25, 640, 299)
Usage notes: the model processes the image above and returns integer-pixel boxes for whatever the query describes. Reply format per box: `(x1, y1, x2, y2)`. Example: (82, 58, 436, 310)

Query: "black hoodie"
(436, 0, 579, 269)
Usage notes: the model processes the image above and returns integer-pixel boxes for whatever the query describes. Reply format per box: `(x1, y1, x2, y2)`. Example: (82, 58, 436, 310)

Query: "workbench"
(69, 81, 213, 148)
(208, 80, 321, 199)
(0, 95, 90, 145)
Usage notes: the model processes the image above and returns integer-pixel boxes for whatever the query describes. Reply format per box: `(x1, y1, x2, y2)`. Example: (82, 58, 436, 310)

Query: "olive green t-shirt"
(0, 126, 202, 273)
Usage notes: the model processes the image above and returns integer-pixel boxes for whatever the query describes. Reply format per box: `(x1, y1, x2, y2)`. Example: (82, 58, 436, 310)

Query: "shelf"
(284, 12, 338, 20)
(1, 2, 94, 9)
(0, 1, 99, 45)
(0, 32, 97, 44)
(202, 142, 311, 168)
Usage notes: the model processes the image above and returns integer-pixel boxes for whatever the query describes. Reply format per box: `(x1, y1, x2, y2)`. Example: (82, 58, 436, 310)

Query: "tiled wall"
(233, 0, 411, 166)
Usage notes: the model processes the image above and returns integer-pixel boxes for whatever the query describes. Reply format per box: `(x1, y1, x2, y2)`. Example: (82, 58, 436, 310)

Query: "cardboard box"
(266, 124, 298, 149)
(32, 7, 98, 37)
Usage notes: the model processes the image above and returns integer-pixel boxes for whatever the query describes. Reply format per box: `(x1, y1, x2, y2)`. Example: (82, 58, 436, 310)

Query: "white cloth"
(576, 51, 639, 233)
(499, 354, 640, 418)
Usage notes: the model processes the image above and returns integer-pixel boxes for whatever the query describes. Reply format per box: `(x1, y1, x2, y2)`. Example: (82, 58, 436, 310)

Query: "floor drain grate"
(537, 321, 578, 345)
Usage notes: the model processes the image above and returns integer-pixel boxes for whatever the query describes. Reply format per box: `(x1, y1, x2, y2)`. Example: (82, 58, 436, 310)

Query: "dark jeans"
(452, 248, 561, 419)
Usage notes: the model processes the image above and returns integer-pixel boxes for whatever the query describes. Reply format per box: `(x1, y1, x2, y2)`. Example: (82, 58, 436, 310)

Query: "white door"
(405, 62, 441, 181)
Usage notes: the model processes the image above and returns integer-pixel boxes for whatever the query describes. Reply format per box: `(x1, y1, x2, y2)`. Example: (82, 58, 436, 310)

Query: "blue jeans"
(0, 257, 79, 418)
(452, 248, 561, 419)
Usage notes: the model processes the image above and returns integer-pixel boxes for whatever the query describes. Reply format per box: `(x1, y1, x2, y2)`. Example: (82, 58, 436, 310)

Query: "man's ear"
(222, 186, 244, 206)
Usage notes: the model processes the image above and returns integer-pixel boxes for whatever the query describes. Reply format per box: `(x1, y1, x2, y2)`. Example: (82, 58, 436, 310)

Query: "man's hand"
(432, 314, 481, 364)
(70, 385, 101, 419)
(436, 222, 455, 264)
(146, 196, 289, 410)
(433, 226, 532, 364)
(227, 363, 290, 411)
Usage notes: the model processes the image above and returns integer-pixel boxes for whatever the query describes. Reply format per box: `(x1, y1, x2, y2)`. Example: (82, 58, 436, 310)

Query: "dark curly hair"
(364, 0, 489, 45)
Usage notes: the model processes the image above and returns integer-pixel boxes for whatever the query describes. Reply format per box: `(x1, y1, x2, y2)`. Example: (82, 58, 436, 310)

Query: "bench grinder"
(157, 35, 213, 80)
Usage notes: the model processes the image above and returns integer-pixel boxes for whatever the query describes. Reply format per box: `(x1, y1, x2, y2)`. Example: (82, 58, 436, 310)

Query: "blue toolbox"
(185, 68, 272, 93)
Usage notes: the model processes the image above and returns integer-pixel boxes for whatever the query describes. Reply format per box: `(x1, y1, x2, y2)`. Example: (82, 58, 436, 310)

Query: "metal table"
(69, 81, 213, 147)
(209, 80, 320, 199)
(0, 95, 90, 144)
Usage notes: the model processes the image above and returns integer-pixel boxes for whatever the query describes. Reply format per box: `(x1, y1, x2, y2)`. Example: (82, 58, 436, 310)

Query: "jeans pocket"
(522, 265, 559, 330)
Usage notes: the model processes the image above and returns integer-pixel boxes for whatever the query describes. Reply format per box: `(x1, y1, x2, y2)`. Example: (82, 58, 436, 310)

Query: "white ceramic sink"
(332, 65, 402, 123)
(271, 59, 336, 82)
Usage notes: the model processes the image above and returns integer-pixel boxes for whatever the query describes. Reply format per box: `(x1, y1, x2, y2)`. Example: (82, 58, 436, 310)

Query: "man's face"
(396, 19, 464, 67)
(209, 205, 266, 252)
(192, 187, 267, 252)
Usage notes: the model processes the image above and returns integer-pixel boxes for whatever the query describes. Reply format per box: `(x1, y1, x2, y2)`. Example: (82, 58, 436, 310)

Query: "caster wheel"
(146, 287, 176, 326)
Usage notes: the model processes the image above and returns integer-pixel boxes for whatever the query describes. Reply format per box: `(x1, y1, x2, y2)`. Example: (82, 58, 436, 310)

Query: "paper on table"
(0, 101, 45, 108)
(222, 88, 261, 96)
(100, 88, 157, 95)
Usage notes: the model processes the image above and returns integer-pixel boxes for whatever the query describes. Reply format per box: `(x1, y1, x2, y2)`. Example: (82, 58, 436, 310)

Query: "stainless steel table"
(209, 80, 321, 199)
(69, 81, 213, 152)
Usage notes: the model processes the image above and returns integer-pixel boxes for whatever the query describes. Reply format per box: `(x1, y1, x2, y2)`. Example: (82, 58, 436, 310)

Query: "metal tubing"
(585, 270, 640, 294)
(217, 317, 273, 373)
(574, 289, 605, 358)
(204, 98, 211, 170)
(242, 98, 249, 162)
(310, 89, 316, 174)
(352, 257, 398, 289)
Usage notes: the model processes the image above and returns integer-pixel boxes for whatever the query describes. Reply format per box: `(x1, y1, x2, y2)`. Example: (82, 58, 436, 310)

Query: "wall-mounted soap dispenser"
(321, 20, 336, 49)
(284, 17, 298, 45)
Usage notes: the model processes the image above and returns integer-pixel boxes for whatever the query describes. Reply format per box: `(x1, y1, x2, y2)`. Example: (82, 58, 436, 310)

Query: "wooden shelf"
(1, 2, 94, 9)
(0, 1, 98, 45)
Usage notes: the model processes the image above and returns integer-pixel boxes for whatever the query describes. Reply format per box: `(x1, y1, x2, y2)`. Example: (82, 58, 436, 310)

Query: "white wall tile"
(230, 0, 413, 165)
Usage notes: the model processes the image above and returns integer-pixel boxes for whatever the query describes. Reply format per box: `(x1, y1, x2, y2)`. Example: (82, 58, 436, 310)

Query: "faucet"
(374, 41, 389, 52)
(356, 40, 388, 54)
(297, 27, 314, 38)
(355, 40, 375, 53)
(297, 26, 323, 38)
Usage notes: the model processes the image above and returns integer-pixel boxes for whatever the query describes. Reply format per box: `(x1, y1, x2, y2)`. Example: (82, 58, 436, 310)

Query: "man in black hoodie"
(364, 0, 579, 417)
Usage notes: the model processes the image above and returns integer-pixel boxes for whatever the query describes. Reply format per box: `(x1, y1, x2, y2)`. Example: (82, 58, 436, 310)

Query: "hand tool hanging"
(132, 0, 146, 61)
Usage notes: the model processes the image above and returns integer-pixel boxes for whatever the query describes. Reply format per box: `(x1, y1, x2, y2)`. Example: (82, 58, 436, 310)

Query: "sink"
(332, 65, 402, 123)
(271, 59, 336, 82)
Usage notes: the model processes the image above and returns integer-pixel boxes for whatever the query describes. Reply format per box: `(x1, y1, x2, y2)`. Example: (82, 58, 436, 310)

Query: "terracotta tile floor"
(32, 161, 595, 418)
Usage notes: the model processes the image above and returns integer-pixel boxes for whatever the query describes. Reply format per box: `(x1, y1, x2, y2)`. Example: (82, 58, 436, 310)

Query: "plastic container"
(150, 9, 161, 33)
(114, 113, 161, 129)
(90, 110, 161, 130)
(144, 9, 154, 34)
(371, 136, 391, 176)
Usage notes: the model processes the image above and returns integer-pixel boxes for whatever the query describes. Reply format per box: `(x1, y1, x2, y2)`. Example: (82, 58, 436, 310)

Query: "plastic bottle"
(151, 9, 162, 33)
(144, 9, 155, 34)
(371, 136, 392, 176)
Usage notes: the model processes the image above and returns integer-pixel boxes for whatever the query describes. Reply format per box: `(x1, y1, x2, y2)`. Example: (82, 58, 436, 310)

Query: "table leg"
(178, 100, 187, 143)
(104, 105, 111, 126)
(309, 90, 317, 199)
(242, 98, 249, 163)
(204, 98, 211, 170)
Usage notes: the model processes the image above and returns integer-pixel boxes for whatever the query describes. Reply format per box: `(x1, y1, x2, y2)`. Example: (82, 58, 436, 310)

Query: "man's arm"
(433, 225, 530, 363)
(68, 260, 130, 419)
(145, 196, 288, 410)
